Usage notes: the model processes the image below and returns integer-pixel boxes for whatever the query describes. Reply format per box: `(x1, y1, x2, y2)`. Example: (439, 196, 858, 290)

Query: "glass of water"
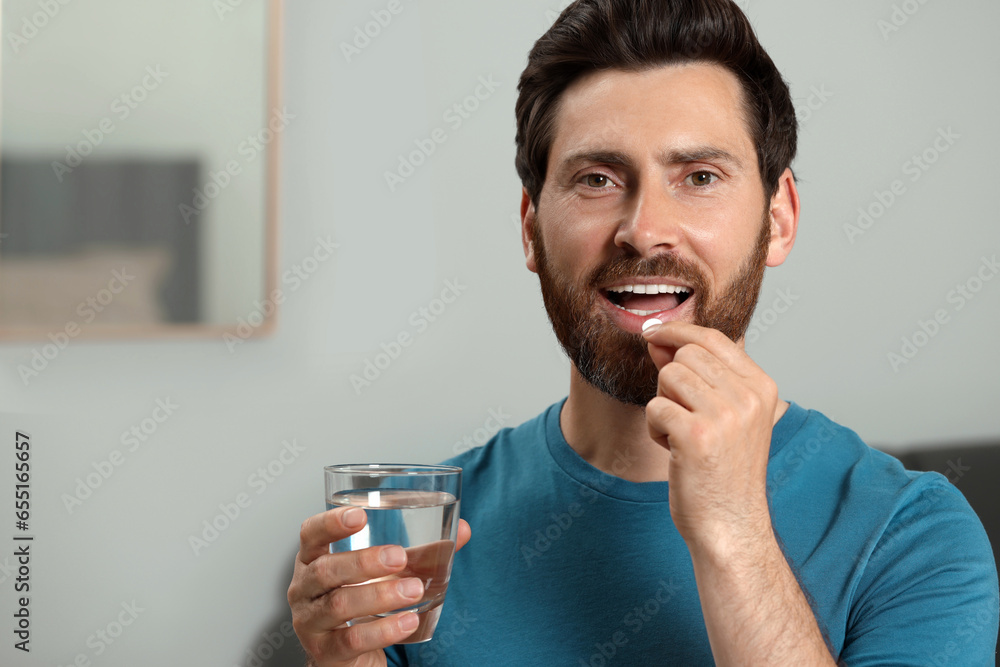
(325, 464, 462, 644)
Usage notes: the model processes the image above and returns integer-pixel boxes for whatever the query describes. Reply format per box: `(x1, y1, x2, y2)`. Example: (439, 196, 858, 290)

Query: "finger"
(315, 612, 422, 662)
(298, 507, 369, 565)
(398, 522, 471, 579)
(645, 395, 691, 448)
(643, 321, 754, 376)
(656, 361, 713, 413)
(310, 577, 426, 633)
(646, 338, 676, 371)
(670, 344, 732, 389)
(294, 544, 409, 602)
(456, 519, 471, 551)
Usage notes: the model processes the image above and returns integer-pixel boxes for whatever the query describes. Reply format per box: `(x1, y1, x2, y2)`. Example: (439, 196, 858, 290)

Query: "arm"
(642, 321, 836, 665)
(686, 517, 836, 664)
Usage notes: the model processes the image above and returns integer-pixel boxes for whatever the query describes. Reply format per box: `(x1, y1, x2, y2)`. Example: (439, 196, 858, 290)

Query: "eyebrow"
(560, 150, 634, 172)
(665, 147, 743, 168)
(559, 146, 745, 172)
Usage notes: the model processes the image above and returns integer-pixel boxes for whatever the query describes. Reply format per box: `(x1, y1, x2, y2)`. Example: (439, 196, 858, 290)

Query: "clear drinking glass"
(325, 464, 462, 644)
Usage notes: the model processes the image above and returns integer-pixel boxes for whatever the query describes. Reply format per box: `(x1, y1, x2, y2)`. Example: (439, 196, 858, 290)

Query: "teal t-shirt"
(386, 400, 998, 665)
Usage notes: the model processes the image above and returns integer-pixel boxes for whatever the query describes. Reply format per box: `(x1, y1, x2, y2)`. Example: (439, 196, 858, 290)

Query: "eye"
(583, 174, 614, 188)
(687, 171, 719, 187)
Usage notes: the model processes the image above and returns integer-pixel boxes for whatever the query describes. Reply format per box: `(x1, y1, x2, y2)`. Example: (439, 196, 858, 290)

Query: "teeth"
(610, 303, 672, 316)
(607, 284, 691, 294)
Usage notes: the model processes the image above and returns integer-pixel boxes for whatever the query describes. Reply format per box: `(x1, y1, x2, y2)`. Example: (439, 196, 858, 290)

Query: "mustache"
(587, 252, 708, 292)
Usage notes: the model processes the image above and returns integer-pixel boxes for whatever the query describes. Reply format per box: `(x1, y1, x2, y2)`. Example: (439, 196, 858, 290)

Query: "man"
(288, 0, 999, 664)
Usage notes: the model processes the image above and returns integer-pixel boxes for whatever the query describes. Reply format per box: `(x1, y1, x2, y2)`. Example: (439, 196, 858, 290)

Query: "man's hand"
(641, 320, 777, 553)
(641, 320, 836, 665)
(288, 507, 472, 667)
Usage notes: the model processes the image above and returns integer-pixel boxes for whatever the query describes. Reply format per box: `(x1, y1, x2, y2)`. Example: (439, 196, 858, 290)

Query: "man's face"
(523, 63, 782, 406)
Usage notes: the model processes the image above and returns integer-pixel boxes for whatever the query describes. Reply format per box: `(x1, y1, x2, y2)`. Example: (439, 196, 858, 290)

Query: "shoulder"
(843, 465, 999, 662)
(770, 403, 927, 501)
(771, 403, 994, 575)
(776, 405, 999, 661)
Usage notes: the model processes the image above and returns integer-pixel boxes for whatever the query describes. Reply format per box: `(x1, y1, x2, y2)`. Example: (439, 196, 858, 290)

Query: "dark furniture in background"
(895, 442, 1000, 655)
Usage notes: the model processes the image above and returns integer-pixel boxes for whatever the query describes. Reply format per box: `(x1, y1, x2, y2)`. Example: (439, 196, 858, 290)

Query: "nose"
(613, 177, 682, 256)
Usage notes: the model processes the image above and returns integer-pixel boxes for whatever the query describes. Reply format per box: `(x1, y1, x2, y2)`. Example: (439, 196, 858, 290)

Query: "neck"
(561, 366, 789, 483)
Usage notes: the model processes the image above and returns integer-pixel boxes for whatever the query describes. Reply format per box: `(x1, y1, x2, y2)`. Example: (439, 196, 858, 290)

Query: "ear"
(521, 188, 540, 274)
(765, 167, 800, 268)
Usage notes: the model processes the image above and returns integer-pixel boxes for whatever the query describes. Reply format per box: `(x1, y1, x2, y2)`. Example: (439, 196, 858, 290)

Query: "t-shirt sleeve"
(840, 477, 999, 665)
(384, 644, 407, 666)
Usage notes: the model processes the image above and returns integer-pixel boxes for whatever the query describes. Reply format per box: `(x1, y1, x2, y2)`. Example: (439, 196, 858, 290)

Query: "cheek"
(680, 222, 716, 248)
(676, 210, 725, 266)
(679, 212, 754, 284)
(549, 235, 604, 283)
(538, 206, 610, 276)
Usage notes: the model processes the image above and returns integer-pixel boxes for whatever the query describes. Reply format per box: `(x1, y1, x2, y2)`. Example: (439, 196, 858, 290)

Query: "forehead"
(548, 63, 755, 167)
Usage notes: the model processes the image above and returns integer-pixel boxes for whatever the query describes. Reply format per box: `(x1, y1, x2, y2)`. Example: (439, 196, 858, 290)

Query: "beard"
(533, 209, 771, 407)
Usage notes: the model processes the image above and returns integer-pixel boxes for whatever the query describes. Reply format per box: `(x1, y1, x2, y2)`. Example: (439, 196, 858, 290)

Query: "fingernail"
(398, 612, 419, 632)
(342, 508, 365, 528)
(398, 578, 423, 598)
(380, 545, 406, 567)
(642, 318, 663, 335)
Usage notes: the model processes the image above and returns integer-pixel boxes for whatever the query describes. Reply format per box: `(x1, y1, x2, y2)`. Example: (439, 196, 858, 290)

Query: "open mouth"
(602, 283, 693, 317)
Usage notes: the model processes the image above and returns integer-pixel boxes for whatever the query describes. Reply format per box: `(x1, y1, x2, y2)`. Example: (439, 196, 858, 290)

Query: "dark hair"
(515, 0, 797, 206)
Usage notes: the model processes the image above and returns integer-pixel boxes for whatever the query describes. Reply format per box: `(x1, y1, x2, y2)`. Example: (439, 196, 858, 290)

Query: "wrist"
(684, 510, 776, 569)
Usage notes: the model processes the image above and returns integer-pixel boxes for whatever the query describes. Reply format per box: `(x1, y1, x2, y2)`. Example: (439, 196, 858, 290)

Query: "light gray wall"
(1, 1, 997, 665)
